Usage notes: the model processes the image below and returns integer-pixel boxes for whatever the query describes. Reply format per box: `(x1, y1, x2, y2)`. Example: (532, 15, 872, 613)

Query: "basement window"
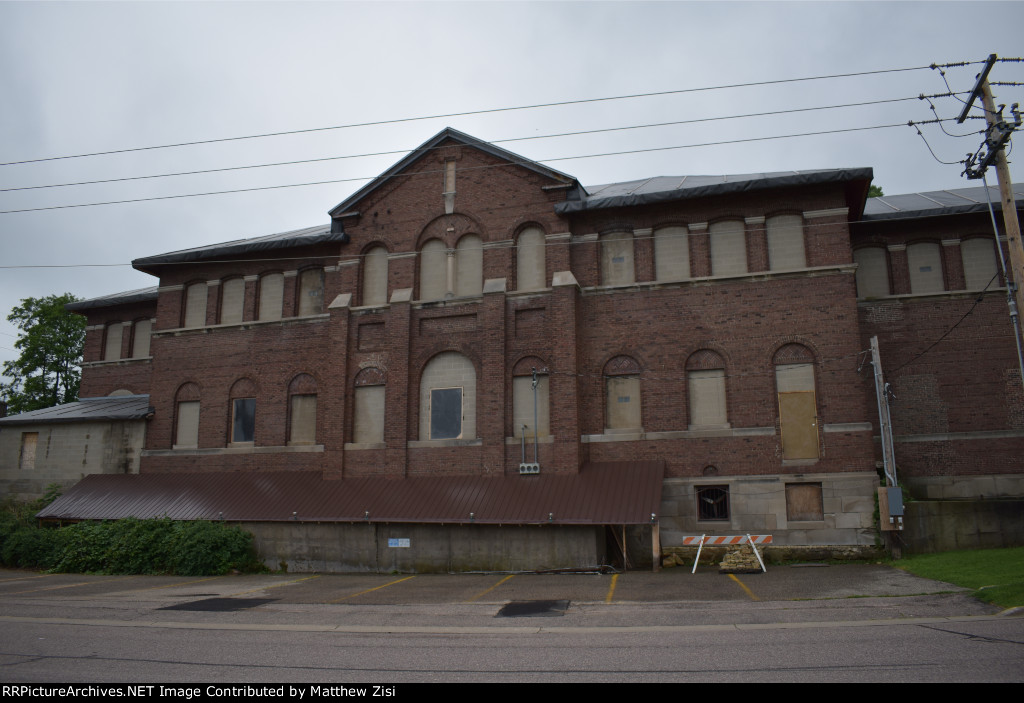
(786, 483, 824, 521)
(696, 485, 730, 521)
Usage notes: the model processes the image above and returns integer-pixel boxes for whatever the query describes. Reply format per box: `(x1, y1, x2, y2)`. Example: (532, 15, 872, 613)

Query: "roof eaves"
(65, 287, 159, 312)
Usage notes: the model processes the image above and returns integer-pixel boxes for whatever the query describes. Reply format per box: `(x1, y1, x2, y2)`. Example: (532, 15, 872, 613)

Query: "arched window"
(362, 245, 389, 306)
(710, 220, 747, 276)
(907, 242, 944, 294)
(419, 239, 447, 301)
(773, 344, 818, 460)
(600, 231, 635, 286)
(686, 350, 728, 429)
(512, 357, 549, 438)
(103, 322, 123, 361)
(353, 367, 386, 444)
(516, 227, 546, 291)
(131, 318, 152, 358)
(182, 282, 207, 328)
(287, 374, 318, 445)
(604, 355, 641, 431)
(174, 382, 201, 449)
(853, 247, 890, 298)
(962, 237, 999, 290)
(766, 215, 806, 270)
(229, 378, 257, 445)
(298, 268, 325, 316)
(258, 273, 284, 321)
(654, 226, 689, 282)
(420, 352, 476, 441)
(455, 234, 483, 297)
(220, 277, 245, 325)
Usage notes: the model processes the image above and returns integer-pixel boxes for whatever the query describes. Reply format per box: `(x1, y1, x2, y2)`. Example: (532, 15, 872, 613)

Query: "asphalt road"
(1, 564, 1021, 682)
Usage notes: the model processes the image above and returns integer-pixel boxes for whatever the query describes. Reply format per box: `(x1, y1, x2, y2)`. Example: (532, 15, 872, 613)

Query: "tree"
(1, 294, 85, 414)
(868, 185, 884, 198)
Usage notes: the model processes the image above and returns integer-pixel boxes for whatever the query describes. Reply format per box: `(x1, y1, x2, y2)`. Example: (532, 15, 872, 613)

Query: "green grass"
(893, 547, 1024, 609)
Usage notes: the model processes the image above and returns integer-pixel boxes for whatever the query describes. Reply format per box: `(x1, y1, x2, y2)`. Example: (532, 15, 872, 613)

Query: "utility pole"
(870, 336, 904, 556)
(959, 54, 1024, 317)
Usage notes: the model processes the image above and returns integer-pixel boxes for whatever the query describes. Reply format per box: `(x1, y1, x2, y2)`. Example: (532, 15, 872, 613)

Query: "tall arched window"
(103, 322, 123, 361)
(419, 239, 447, 301)
(516, 227, 546, 291)
(455, 234, 483, 297)
(604, 355, 641, 431)
(774, 344, 818, 460)
(420, 352, 476, 441)
(600, 231, 635, 286)
(907, 242, 944, 294)
(174, 382, 201, 448)
(710, 220, 747, 276)
(297, 268, 325, 316)
(229, 378, 257, 445)
(258, 273, 284, 321)
(220, 277, 245, 325)
(962, 237, 999, 290)
(686, 350, 728, 429)
(182, 282, 207, 328)
(353, 367, 386, 444)
(362, 245, 389, 306)
(131, 318, 152, 358)
(288, 373, 318, 445)
(654, 226, 690, 282)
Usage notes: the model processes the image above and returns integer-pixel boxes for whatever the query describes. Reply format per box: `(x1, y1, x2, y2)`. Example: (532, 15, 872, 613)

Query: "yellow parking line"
(327, 575, 415, 604)
(466, 574, 514, 602)
(728, 573, 760, 601)
(229, 574, 321, 597)
(605, 573, 619, 603)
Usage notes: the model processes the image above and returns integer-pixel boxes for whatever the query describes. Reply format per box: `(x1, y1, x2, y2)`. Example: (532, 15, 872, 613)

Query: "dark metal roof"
(37, 461, 664, 525)
(328, 127, 580, 217)
(556, 168, 874, 214)
(65, 287, 159, 312)
(0, 395, 152, 426)
(862, 184, 1024, 222)
(132, 224, 344, 273)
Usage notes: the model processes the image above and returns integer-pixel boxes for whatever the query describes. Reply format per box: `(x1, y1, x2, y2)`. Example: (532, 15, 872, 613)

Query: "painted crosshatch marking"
(430, 387, 463, 440)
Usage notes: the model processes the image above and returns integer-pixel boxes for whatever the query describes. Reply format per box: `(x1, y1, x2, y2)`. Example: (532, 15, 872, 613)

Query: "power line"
(0, 64, 945, 168)
(0, 120, 945, 215)
(0, 94, 943, 194)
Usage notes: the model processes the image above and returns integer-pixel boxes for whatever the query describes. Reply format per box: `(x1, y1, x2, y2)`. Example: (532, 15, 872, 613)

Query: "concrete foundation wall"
(243, 521, 607, 573)
(901, 500, 1024, 553)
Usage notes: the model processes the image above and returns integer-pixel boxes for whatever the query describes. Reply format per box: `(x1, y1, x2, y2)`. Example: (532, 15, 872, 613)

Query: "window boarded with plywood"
(362, 246, 389, 306)
(298, 269, 325, 316)
(420, 239, 447, 301)
(132, 319, 152, 358)
(907, 242, 944, 294)
(175, 401, 200, 448)
(766, 214, 806, 270)
(455, 234, 483, 297)
(962, 237, 998, 291)
(853, 247, 890, 298)
(688, 369, 727, 428)
(776, 362, 818, 460)
(516, 227, 546, 291)
(786, 483, 824, 521)
(19, 432, 38, 470)
(353, 385, 385, 444)
(710, 220, 747, 276)
(104, 323, 123, 361)
(220, 278, 245, 325)
(289, 394, 317, 445)
(258, 273, 284, 321)
(600, 232, 636, 286)
(183, 282, 208, 328)
(654, 226, 690, 281)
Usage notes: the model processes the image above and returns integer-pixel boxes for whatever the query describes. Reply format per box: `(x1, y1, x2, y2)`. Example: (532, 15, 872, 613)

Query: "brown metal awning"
(37, 461, 664, 526)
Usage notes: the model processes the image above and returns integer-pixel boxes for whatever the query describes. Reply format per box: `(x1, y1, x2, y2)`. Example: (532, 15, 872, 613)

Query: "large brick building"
(9, 128, 1024, 570)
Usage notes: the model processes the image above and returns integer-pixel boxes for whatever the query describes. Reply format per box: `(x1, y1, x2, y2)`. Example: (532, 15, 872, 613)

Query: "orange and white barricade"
(682, 534, 772, 573)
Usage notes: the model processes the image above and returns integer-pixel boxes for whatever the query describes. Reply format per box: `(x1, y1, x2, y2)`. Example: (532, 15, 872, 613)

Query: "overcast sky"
(1, 1, 1022, 379)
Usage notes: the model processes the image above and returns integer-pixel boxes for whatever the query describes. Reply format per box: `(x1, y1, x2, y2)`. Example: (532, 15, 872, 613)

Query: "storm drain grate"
(160, 597, 277, 612)
(496, 600, 569, 618)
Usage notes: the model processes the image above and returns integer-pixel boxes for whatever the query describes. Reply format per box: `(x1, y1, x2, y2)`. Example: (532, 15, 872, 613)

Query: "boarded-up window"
(420, 239, 447, 301)
(654, 226, 689, 281)
(183, 282, 207, 328)
(298, 268, 325, 316)
(132, 319, 152, 358)
(786, 483, 824, 521)
(766, 215, 806, 270)
(853, 247, 890, 298)
(419, 352, 476, 441)
(605, 356, 641, 431)
(232, 398, 256, 443)
(907, 242, 944, 294)
(19, 432, 38, 470)
(775, 356, 818, 460)
(696, 485, 730, 521)
(220, 278, 245, 325)
(962, 238, 998, 291)
(455, 234, 483, 297)
(710, 220, 747, 276)
(516, 227, 546, 291)
(258, 273, 284, 321)
(353, 385, 385, 444)
(513, 372, 550, 438)
(600, 231, 635, 286)
(362, 246, 389, 306)
(104, 323, 123, 361)
(289, 395, 317, 445)
(688, 369, 727, 428)
(175, 401, 200, 448)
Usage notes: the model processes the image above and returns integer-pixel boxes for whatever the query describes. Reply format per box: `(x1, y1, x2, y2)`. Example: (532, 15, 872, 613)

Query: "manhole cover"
(159, 597, 276, 612)
(496, 600, 569, 618)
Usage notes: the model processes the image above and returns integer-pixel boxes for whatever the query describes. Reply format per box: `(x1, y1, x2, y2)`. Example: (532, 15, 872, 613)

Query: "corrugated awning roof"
(557, 168, 874, 214)
(862, 184, 1024, 221)
(0, 395, 151, 426)
(37, 461, 664, 525)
